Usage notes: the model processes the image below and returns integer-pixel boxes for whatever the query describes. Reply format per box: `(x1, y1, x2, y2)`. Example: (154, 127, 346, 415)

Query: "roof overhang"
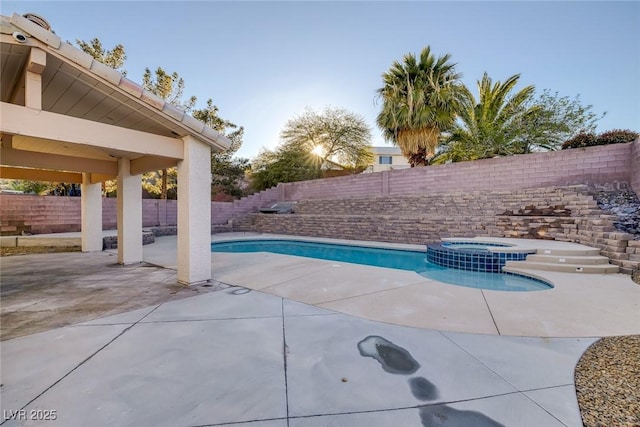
(0, 14, 230, 182)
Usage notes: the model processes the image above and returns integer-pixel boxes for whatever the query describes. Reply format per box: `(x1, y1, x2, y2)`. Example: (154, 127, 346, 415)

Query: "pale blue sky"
(3, 1, 639, 159)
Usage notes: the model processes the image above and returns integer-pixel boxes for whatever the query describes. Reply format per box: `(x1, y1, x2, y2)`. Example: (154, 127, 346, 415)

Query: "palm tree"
(376, 46, 463, 166)
(434, 73, 541, 163)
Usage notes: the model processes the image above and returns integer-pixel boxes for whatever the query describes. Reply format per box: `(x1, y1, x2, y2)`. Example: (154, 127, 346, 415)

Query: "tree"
(434, 76, 606, 163)
(376, 46, 463, 166)
(517, 90, 605, 153)
(142, 67, 196, 112)
(435, 73, 540, 162)
(4, 180, 51, 195)
(249, 107, 372, 192)
(250, 145, 322, 192)
(192, 99, 250, 200)
(76, 38, 126, 75)
(280, 107, 373, 169)
(141, 67, 197, 199)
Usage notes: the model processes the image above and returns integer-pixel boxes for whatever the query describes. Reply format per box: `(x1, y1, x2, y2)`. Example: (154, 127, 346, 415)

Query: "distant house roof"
(372, 146, 402, 155)
(0, 13, 230, 151)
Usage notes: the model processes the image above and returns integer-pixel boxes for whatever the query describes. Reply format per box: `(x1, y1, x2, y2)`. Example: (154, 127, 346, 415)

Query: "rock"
(594, 189, 640, 238)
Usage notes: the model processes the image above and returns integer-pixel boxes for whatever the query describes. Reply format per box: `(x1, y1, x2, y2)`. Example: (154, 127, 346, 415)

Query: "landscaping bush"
(596, 129, 639, 145)
(562, 129, 639, 149)
(561, 132, 598, 149)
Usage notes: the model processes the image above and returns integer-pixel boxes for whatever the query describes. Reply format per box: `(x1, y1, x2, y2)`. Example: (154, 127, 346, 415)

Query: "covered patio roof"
(1, 12, 230, 182)
(0, 12, 229, 284)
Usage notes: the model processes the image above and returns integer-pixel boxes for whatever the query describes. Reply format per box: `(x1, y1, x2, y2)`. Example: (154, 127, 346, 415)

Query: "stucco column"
(117, 158, 142, 264)
(80, 173, 102, 251)
(177, 135, 211, 285)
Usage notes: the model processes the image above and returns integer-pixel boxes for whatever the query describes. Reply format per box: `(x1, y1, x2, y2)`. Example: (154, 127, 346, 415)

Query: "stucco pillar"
(81, 173, 102, 251)
(117, 158, 142, 264)
(177, 135, 211, 285)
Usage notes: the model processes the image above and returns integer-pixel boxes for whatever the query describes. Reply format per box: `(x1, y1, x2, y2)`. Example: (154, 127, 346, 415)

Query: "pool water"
(211, 240, 552, 292)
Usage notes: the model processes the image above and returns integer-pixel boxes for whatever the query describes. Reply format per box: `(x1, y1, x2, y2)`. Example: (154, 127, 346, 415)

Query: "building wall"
(369, 147, 410, 173)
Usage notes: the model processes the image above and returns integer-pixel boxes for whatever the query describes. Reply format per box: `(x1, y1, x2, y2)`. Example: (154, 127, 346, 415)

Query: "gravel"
(575, 272, 639, 427)
(575, 335, 640, 427)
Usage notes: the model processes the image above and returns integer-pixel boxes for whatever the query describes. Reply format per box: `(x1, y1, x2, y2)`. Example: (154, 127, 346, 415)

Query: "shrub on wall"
(596, 129, 639, 145)
(561, 132, 597, 149)
(562, 129, 638, 149)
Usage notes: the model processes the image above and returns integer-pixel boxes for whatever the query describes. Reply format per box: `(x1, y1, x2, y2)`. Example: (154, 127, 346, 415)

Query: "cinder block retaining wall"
(213, 140, 639, 224)
(1, 140, 638, 250)
(236, 185, 640, 274)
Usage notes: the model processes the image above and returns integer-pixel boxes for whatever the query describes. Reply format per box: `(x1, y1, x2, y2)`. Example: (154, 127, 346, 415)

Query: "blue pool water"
(211, 240, 552, 292)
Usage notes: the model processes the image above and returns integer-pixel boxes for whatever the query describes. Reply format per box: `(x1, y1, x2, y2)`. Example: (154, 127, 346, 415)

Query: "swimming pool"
(211, 239, 552, 292)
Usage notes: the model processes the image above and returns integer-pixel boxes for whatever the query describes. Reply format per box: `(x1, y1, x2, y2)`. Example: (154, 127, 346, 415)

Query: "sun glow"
(311, 145, 325, 157)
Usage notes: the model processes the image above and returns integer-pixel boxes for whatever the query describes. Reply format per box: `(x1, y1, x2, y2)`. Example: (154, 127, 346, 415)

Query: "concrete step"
(505, 260, 619, 274)
(535, 248, 601, 256)
(526, 254, 611, 265)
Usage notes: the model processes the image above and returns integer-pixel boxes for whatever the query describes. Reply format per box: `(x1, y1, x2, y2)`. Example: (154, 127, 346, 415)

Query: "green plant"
(561, 132, 598, 149)
(596, 129, 638, 145)
(376, 46, 463, 166)
(562, 129, 638, 149)
(434, 72, 540, 163)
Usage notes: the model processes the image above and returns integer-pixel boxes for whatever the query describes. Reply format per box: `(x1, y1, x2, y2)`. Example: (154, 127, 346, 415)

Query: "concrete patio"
(202, 233, 640, 338)
(2, 281, 592, 427)
(2, 233, 639, 426)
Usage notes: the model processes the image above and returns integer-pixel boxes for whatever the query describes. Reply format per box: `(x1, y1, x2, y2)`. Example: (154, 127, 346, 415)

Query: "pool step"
(534, 248, 601, 257)
(526, 254, 611, 265)
(505, 260, 619, 274)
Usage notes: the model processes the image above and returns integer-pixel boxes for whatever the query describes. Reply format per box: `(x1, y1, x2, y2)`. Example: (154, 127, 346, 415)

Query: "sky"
(2, 1, 639, 159)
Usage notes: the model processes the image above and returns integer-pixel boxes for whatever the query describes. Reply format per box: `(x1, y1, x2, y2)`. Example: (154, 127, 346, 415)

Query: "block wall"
(631, 138, 640, 195)
(278, 142, 635, 201)
(0, 195, 81, 235)
(211, 142, 636, 224)
(0, 196, 180, 235)
(2, 141, 637, 233)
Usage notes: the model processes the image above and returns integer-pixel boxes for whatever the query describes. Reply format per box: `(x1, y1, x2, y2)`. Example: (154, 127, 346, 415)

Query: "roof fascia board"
(10, 13, 60, 49)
